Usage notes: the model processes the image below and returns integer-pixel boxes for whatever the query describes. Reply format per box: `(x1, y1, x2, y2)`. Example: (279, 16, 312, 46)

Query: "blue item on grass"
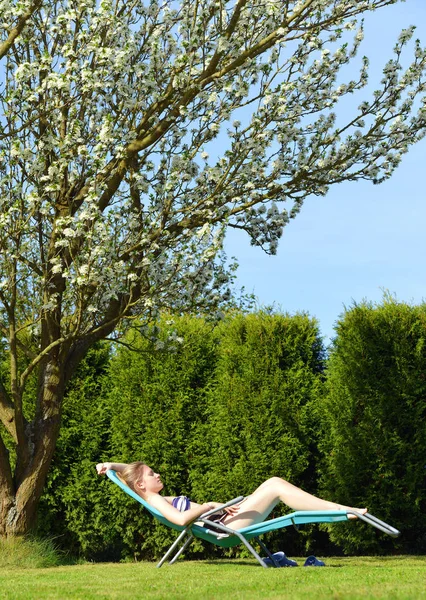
(304, 555, 325, 567)
(263, 551, 298, 567)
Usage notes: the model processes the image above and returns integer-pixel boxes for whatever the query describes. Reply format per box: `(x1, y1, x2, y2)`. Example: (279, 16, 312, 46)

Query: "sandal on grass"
(304, 555, 325, 567)
(263, 551, 298, 567)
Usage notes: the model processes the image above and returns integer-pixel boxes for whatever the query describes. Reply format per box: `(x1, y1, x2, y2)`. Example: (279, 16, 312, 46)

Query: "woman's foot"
(347, 507, 368, 519)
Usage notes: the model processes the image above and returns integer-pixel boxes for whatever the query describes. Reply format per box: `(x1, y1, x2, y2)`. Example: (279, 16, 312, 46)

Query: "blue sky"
(225, 0, 426, 344)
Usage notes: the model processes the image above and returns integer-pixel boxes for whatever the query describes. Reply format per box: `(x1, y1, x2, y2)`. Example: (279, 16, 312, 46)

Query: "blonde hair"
(120, 461, 147, 493)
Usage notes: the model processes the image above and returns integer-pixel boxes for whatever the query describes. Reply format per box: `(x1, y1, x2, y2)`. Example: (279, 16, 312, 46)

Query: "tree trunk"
(0, 486, 38, 537)
(0, 445, 59, 537)
(0, 359, 65, 537)
(0, 317, 116, 538)
(0, 435, 15, 536)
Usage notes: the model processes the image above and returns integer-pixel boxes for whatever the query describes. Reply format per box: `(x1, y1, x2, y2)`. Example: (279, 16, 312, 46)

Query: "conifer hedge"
(34, 302, 425, 560)
(37, 312, 325, 560)
(190, 312, 327, 556)
(318, 298, 426, 554)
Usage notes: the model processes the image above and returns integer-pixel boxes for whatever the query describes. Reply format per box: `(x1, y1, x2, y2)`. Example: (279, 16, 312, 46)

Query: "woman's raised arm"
(96, 462, 128, 475)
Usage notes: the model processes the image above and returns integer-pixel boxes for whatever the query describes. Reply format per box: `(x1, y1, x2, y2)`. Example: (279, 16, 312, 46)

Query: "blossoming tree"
(0, 0, 425, 536)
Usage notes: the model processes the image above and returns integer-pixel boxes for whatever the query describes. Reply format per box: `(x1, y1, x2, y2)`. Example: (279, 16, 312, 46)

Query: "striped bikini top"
(171, 495, 191, 512)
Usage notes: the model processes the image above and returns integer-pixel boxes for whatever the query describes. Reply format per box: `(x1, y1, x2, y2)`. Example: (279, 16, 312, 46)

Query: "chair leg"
(255, 537, 281, 568)
(156, 528, 191, 568)
(201, 518, 268, 568)
(238, 535, 269, 567)
(169, 534, 194, 565)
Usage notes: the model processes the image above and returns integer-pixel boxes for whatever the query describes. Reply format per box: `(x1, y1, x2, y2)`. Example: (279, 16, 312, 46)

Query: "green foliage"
(319, 298, 426, 554)
(190, 312, 326, 555)
(27, 302, 426, 559)
(38, 311, 325, 560)
(105, 315, 220, 560)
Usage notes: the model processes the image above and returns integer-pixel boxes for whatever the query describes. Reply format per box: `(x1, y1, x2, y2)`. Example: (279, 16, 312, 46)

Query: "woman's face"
(141, 465, 164, 493)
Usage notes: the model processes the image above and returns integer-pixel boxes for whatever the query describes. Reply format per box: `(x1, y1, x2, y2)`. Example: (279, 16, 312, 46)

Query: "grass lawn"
(0, 556, 425, 600)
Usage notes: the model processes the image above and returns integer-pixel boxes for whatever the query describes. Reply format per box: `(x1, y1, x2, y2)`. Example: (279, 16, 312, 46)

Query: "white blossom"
(0, 0, 424, 352)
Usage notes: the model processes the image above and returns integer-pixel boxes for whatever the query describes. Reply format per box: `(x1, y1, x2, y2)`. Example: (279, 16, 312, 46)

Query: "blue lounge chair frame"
(106, 470, 400, 568)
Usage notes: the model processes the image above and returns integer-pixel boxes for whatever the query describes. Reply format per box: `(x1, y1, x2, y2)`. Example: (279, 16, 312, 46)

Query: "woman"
(96, 461, 367, 529)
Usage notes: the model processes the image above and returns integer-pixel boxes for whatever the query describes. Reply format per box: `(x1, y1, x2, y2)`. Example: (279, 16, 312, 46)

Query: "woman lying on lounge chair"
(96, 461, 367, 530)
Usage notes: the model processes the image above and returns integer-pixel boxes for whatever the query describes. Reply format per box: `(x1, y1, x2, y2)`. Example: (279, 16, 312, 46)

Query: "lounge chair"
(106, 469, 400, 568)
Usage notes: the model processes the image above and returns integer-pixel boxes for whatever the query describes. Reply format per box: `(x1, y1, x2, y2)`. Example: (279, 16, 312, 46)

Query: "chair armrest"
(200, 496, 245, 519)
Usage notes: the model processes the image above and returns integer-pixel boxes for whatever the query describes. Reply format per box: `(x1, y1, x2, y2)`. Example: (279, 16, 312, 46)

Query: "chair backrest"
(106, 470, 185, 532)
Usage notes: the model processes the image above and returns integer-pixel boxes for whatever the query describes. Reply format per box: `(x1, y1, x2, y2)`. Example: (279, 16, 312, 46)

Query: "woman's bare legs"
(222, 477, 367, 530)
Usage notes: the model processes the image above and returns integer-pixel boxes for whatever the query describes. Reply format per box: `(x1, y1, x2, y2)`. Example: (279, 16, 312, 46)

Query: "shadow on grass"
(196, 558, 344, 568)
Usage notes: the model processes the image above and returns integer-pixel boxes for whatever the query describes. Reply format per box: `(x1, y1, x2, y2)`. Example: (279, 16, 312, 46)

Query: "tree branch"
(19, 336, 69, 391)
(0, 0, 43, 60)
(0, 379, 17, 443)
(0, 431, 14, 497)
(0, 322, 37, 361)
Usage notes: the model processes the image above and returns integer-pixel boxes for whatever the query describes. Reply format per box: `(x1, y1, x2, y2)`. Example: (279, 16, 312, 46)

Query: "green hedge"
(318, 298, 426, 554)
(37, 312, 325, 560)
(37, 316, 220, 560)
(190, 312, 327, 556)
(106, 315, 220, 560)
(35, 301, 425, 560)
